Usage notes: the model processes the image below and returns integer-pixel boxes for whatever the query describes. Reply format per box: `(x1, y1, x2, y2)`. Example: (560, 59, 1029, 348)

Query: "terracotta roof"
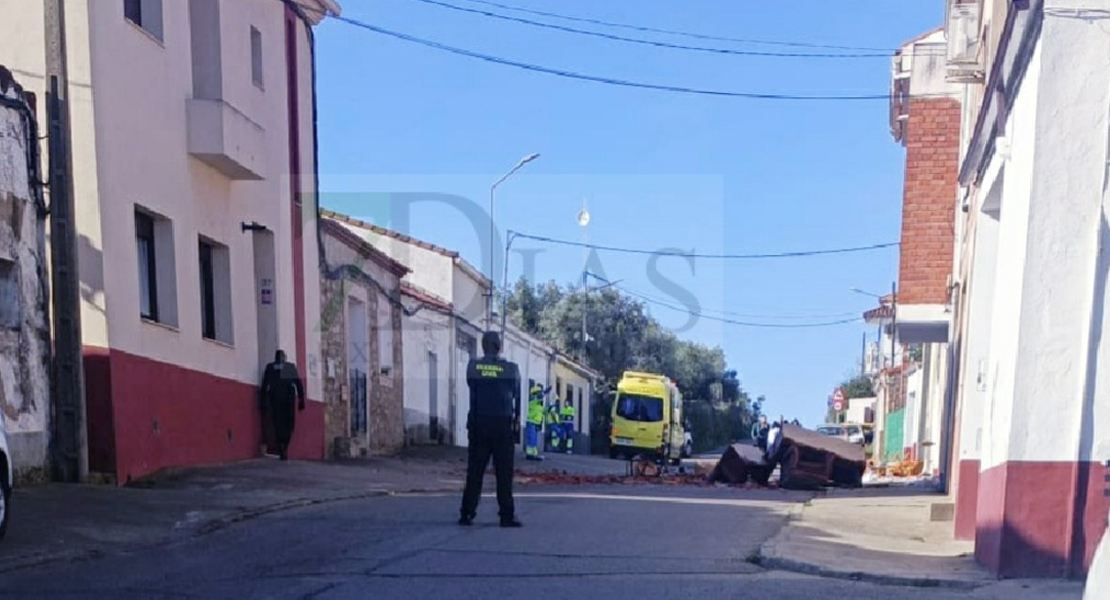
(864, 305, 894, 322)
(320, 208, 459, 259)
(321, 218, 411, 277)
(401, 281, 452, 313)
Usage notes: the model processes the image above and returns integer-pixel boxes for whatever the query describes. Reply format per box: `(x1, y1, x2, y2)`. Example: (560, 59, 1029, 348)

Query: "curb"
(0, 486, 460, 576)
(753, 551, 986, 590)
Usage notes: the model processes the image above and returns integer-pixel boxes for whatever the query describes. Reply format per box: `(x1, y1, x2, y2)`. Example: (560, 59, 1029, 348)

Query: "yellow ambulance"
(608, 371, 686, 463)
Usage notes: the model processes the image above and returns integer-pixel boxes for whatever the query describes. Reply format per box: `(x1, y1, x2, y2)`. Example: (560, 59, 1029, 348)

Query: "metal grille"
(350, 369, 368, 436)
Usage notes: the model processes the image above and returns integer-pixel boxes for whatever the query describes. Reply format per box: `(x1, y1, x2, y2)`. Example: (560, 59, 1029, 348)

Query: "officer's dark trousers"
(271, 399, 296, 458)
(460, 417, 515, 519)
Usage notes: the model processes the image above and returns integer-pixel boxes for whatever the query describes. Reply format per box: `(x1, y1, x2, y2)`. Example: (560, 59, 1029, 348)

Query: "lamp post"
(488, 153, 540, 329)
(578, 203, 590, 362)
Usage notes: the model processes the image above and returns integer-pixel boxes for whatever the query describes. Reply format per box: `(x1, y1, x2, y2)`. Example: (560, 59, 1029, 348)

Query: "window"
(136, 211, 158, 321)
(378, 293, 393, 377)
(198, 237, 233, 344)
(615, 393, 664, 422)
(250, 26, 264, 89)
(124, 0, 164, 42)
(556, 377, 562, 403)
(135, 207, 178, 327)
(0, 260, 21, 330)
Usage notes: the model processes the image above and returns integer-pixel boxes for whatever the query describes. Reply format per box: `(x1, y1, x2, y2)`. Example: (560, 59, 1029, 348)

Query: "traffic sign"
(833, 400, 844, 412)
(833, 388, 846, 403)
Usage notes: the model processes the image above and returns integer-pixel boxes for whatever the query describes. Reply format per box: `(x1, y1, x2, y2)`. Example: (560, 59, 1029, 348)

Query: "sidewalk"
(0, 447, 624, 575)
(0, 447, 469, 574)
(756, 487, 1084, 597)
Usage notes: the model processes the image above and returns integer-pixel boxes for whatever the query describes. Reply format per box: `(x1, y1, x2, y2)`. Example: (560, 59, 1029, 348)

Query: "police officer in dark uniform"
(459, 331, 523, 527)
(259, 349, 305, 461)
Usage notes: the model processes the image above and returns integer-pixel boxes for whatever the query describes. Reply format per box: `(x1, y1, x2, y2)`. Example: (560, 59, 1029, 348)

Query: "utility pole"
(890, 281, 897, 368)
(44, 0, 88, 483)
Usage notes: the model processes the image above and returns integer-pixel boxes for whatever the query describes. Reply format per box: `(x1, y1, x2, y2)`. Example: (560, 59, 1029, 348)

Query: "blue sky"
(313, 0, 943, 426)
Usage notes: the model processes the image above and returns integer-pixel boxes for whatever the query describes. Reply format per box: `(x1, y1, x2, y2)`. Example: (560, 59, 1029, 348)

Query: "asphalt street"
(0, 486, 1083, 600)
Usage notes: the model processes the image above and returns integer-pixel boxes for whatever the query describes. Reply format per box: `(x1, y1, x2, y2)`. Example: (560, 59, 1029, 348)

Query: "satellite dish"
(577, 210, 591, 227)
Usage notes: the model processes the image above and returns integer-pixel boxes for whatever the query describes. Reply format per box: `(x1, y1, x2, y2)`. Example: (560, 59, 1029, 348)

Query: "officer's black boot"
(458, 513, 475, 526)
(500, 516, 523, 528)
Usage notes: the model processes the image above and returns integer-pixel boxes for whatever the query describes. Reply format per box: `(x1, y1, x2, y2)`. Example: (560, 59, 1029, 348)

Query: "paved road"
(0, 486, 1081, 600)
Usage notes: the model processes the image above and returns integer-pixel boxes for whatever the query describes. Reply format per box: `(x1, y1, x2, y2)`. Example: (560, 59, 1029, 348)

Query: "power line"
(510, 230, 899, 259)
(615, 283, 863, 328)
(304, 6, 941, 101)
(403, 0, 891, 58)
(598, 282, 862, 321)
(456, 0, 894, 53)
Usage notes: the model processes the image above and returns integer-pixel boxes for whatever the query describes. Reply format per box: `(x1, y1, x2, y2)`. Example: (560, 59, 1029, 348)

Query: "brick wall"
(899, 97, 961, 306)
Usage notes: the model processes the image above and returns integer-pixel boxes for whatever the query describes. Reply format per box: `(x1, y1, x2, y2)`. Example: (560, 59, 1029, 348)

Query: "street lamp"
(488, 153, 540, 329)
(578, 204, 590, 362)
(850, 287, 883, 299)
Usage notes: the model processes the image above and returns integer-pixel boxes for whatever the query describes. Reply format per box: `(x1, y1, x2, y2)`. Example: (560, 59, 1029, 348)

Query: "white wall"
(991, 8, 1110, 467)
(904, 366, 923, 455)
(452, 260, 488, 326)
(847, 397, 875, 425)
(956, 188, 1001, 467)
(503, 324, 553, 434)
(981, 41, 1039, 471)
(347, 226, 455, 302)
(0, 1, 325, 397)
(401, 305, 451, 443)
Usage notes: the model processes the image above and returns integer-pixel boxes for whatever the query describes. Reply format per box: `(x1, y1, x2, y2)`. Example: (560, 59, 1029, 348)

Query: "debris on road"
(705, 424, 866, 491)
(775, 424, 865, 490)
(513, 468, 777, 490)
(709, 444, 774, 486)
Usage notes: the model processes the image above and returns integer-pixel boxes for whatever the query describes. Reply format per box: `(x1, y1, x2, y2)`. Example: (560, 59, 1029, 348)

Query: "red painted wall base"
(84, 347, 324, 484)
(954, 459, 980, 541)
(976, 460, 1110, 578)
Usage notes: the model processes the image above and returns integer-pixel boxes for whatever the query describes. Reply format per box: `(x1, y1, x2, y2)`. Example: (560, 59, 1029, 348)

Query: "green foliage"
(506, 276, 759, 452)
(839, 374, 875, 399)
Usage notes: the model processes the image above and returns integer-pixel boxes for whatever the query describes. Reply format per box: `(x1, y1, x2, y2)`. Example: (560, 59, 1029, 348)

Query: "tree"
(504, 279, 761, 451)
(839, 375, 875, 399)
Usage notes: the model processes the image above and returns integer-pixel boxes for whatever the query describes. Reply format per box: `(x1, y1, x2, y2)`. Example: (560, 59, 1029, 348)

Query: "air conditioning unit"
(946, 1, 984, 83)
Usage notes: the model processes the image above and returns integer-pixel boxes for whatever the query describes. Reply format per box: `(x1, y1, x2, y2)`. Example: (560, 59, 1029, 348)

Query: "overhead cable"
(404, 0, 891, 58)
(509, 231, 899, 259)
(298, 5, 946, 102)
(456, 0, 895, 52)
(616, 283, 863, 328)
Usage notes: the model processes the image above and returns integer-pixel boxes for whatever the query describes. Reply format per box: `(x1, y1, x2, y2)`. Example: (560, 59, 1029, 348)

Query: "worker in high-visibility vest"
(525, 385, 546, 461)
(560, 400, 576, 454)
(546, 400, 562, 452)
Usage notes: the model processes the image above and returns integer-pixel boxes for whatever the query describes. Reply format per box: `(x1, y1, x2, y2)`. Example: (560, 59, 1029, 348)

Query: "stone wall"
(0, 66, 50, 482)
(319, 227, 406, 458)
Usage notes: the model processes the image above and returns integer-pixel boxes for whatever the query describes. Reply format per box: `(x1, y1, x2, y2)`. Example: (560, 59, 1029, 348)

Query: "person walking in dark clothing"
(260, 349, 305, 461)
(459, 331, 523, 528)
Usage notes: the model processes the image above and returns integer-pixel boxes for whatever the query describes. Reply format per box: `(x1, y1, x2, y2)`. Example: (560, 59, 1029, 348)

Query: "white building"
(1, 0, 340, 482)
(399, 282, 453, 445)
(908, 0, 1110, 579)
(320, 208, 599, 450)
